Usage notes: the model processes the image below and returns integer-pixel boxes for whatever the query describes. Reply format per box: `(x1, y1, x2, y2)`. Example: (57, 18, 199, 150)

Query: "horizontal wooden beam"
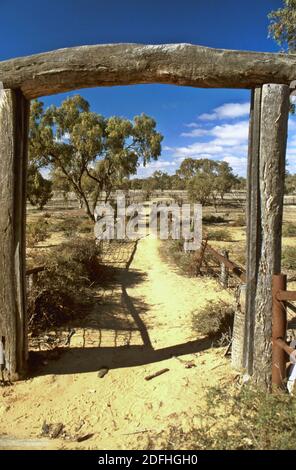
(1, 44, 296, 98)
(203, 242, 246, 282)
(25, 266, 45, 276)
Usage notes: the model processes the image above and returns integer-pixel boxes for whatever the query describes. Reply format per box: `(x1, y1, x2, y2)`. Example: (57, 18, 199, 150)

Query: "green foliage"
(206, 228, 232, 241)
(27, 217, 50, 247)
(187, 173, 213, 205)
(268, 0, 296, 53)
(27, 238, 101, 333)
(282, 222, 296, 237)
(182, 158, 238, 206)
(29, 96, 163, 220)
(191, 300, 234, 337)
(27, 165, 53, 209)
(282, 246, 296, 269)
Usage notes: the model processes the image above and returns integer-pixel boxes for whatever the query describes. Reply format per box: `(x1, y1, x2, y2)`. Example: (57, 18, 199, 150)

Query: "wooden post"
(220, 249, 229, 288)
(0, 89, 29, 380)
(272, 274, 287, 387)
(253, 84, 289, 388)
(245, 87, 262, 375)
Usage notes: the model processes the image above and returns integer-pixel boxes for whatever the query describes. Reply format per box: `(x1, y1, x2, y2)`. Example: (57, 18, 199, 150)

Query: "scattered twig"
(122, 429, 152, 436)
(145, 368, 169, 381)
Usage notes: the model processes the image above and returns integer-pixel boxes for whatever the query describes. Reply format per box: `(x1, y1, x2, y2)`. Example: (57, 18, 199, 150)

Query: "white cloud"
(198, 102, 250, 121)
(222, 156, 247, 176)
(181, 128, 209, 137)
(168, 120, 250, 175)
(137, 159, 176, 177)
(181, 120, 249, 145)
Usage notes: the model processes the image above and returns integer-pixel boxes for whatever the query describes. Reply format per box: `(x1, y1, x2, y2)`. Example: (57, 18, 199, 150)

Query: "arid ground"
(0, 202, 295, 450)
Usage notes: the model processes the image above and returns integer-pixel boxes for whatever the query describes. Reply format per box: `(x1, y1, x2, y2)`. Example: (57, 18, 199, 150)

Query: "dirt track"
(0, 234, 235, 450)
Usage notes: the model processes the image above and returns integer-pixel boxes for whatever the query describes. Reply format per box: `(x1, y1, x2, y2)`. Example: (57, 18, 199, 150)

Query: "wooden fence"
(198, 243, 296, 389)
(197, 239, 246, 286)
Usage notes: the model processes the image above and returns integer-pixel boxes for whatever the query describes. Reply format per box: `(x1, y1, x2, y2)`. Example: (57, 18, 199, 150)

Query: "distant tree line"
(26, 94, 296, 216)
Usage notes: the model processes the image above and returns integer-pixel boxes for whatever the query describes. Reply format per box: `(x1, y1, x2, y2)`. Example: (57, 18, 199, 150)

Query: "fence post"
(0, 89, 29, 380)
(272, 274, 287, 387)
(220, 249, 229, 288)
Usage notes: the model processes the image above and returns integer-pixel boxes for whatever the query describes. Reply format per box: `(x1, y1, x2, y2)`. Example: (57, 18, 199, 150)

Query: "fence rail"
(25, 266, 45, 276)
(198, 239, 246, 286)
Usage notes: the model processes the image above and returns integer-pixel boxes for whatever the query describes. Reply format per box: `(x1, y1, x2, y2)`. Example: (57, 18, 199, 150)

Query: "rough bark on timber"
(0, 88, 29, 380)
(245, 87, 262, 375)
(1, 44, 296, 98)
(253, 84, 289, 389)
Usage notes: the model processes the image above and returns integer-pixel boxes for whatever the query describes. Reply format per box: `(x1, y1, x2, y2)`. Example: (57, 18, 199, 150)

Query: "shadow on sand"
(29, 238, 212, 377)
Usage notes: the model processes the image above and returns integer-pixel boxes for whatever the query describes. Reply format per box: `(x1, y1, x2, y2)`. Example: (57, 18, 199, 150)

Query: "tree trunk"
(0, 89, 29, 380)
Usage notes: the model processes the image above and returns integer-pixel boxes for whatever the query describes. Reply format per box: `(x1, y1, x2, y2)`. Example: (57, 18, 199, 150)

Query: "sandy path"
(0, 234, 235, 450)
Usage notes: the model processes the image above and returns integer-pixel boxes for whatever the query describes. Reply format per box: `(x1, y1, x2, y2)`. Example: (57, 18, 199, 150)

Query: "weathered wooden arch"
(0, 43, 292, 386)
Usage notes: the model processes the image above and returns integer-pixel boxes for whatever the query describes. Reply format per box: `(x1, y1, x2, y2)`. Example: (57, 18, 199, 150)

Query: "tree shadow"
(29, 237, 211, 377)
(29, 337, 212, 376)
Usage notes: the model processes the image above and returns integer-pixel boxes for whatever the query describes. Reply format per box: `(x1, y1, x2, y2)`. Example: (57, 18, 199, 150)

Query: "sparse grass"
(282, 246, 296, 270)
(155, 386, 296, 450)
(206, 228, 232, 242)
(282, 222, 296, 237)
(233, 214, 246, 227)
(160, 239, 199, 277)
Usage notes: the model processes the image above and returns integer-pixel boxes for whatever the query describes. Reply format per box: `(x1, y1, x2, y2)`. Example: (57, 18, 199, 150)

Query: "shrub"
(202, 215, 226, 224)
(282, 246, 296, 270)
(282, 223, 296, 237)
(52, 218, 78, 238)
(206, 229, 232, 242)
(27, 238, 102, 333)
(191, 300, 234, 337)
(78, 220, 93, 234)
(27, 218, 50, 247)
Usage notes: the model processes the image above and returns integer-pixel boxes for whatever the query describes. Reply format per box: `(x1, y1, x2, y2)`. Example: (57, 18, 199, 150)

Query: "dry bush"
(282, 222, 296, 237)
(206, 229, 232, 242)
(27, 217, 50, 247)
(78, 219, 93, 234)
(27, 238, 102, 333)
(191, 300, 234, 337)
(202, 214, 226, 224)
(282, 246, 296, 270)
(51, 217, 79, 238)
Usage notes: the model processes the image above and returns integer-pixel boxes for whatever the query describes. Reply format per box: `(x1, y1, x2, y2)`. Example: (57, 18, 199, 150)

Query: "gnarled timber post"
(0, 88, 29, 380)
(245, 84, 290, 389)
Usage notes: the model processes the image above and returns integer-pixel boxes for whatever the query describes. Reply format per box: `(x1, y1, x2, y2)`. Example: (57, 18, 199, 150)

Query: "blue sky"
(1, 0, 296, 176)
